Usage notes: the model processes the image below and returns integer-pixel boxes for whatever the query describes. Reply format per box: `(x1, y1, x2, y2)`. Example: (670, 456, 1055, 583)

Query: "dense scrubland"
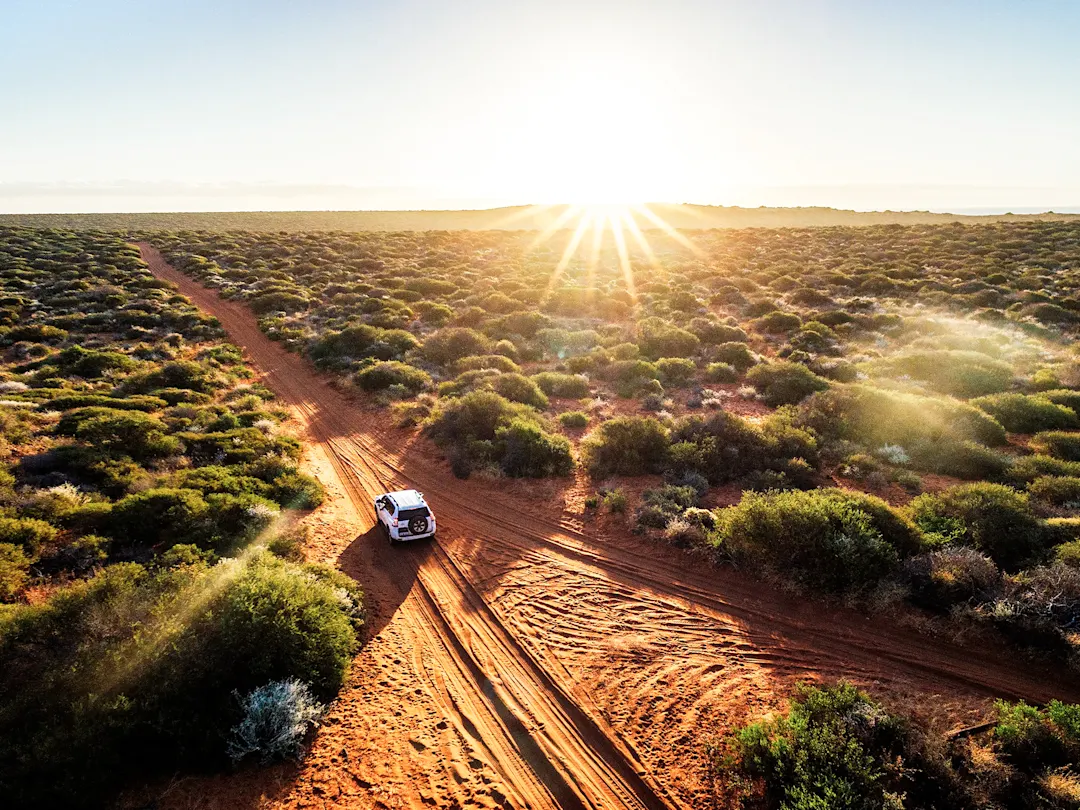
(5, 219, 1080, 808)
(149, 222, 1080, 655)
(146, 221, 1080, 806)
(3, 202, 1079, 233)
(0, 228, 363, 807)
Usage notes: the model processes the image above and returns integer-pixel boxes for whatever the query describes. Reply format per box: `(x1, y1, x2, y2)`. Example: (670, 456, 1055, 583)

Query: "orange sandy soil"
(118, 244, 1080, 810)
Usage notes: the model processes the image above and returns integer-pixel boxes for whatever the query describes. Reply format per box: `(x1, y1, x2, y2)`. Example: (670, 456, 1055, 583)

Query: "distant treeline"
(2, 203, 1079, 232)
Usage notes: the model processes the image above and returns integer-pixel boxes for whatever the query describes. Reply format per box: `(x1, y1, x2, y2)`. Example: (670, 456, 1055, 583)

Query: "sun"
(502, 200, 702, 314)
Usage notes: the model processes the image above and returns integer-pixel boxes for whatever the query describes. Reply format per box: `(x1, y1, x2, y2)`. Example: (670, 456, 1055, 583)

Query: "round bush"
(747, 361, 830, 406)
(581, 416, 670, 477)
(908, 483, 1046, 570)
(355, 361, 431, 394)
(705, 362, 739, 383)
(971, 393, 1079, 433)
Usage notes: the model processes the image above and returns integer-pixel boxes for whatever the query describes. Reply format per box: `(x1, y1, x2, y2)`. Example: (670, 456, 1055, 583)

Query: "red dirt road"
(135, 244, 1080, 810)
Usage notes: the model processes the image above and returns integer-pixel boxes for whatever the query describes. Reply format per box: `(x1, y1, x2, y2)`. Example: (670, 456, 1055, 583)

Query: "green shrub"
(73, 410, 181, 460)
(972, 393, 1079, 433)
(637, 317, 699, 359)
(1030, 430, 1080, 461)
(704, 362, 739, 383)
(902, 546, 1001, 611)
(655, 357, 696, 387)
(0, 516, 57, 554)
(712, 341, 757, 371)
(1005, 454, 1080, 485)
(872, 349, 1014, 398)
(308, 324, 418, 365)
(453, 354, 521, 374)
(731, 683, 958, 810)
(668, 410, 818, 485)
(1056, 540, 1080, 567)
(54, 346, 137, 379)
(908, 483, 1046, 570)
(714, 489, 911, 591)
(39, 393, 168, 412)
(751, 309, 802, 334)
(1040, 388, 1080, 414)
(121, 360, 221, 394)
(425, 390, 563, 477)
(798, 384, 1008, 448)
(746, 361, 829, 406)
(355, 361, 431, 394)
(581, 416, 669, 477)
(600, 488, 627, 513)
(422, 327, 492, 366)
(907, 438, 1011, 480)
(497, 418, 574, 477)
(1027, 475, 1080, 506)
(489, 373, 549, 409)
(532, 371, 592, 399)
(993, 700, 1080, 772)
(0, 553, 361, 807)
(107, 488, 211, 548)
(0, 542, 31, 601)
(440, 370, 548, 409)
(267, 472, 325, 509)
(558, 410, 589, 429)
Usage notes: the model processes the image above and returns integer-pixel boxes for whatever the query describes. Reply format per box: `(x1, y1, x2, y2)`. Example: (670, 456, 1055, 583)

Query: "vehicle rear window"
(400, 507, 430, 521)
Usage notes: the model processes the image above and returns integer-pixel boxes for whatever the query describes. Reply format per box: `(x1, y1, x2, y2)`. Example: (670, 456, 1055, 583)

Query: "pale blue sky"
(3, 0, 1079, 212)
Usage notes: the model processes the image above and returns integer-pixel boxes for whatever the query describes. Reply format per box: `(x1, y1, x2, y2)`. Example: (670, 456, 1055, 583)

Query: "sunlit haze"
(3, 0, 1080, 213)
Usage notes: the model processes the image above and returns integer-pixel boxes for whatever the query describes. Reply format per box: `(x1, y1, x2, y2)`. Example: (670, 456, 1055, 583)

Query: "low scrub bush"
(907, 438, 1011, 480)
(558, 410, 588, 429)
(1027, 475, 1080, 506)
(704, 362, 739, 383)
(1030, 430, 1080, 461)
(655, 357, 696, 387)
(729, 683, 961, 810)
(422, 327, 492, 366)
(972, 392, 1079, 433)
(355, 361, 432, 394)
(0, 516, 58, 554)
(711, 341, 757, 371)
(713, 488, 917, 591)
(872, 349, 1014, 398)
(1004, 454, 1080, 486)
(581, 416, 669, 477)
(0, 542, 31, 601)
(637, 317, 699, 359)
(908, 483, 1046, 570)
(902, 546, 1002, 611)
(798, 384, 1008, 449)
(667, 410, 818, 485)
(1041, 388, 1080, 413)
(227, 679, 324, 764)
(497, 419, 573, 477)
(1056, 540, 1080, 567)
(746, 361, 829, 406)
(531, 371, 592, 399)
(454, 354, 520, 374)
(424, 390, 568, 477)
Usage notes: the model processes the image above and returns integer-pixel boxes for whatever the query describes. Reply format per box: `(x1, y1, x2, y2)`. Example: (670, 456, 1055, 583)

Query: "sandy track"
(136, 244, 1080, 810)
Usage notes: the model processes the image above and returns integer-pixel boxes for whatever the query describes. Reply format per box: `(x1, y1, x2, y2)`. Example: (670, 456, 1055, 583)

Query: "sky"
(3, 0, 1080, 213)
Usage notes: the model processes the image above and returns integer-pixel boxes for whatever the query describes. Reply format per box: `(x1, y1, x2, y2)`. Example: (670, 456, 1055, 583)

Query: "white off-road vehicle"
(373, 489, 437, 543)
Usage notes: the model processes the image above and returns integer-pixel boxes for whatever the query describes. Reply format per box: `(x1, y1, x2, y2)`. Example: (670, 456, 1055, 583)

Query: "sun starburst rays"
(525, 203, 694, 312)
